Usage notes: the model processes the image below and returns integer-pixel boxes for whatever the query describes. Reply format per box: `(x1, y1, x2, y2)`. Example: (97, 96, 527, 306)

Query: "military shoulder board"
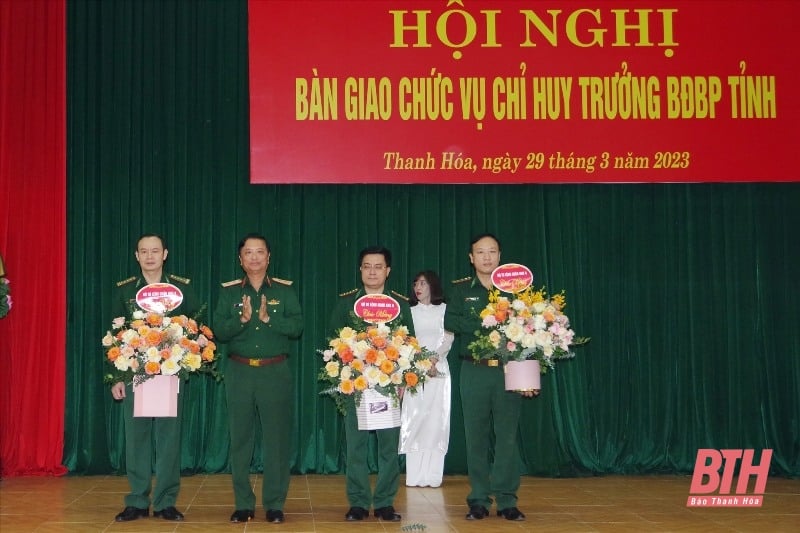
(391, 290, 409, 302)
(116, 276, 136, 287)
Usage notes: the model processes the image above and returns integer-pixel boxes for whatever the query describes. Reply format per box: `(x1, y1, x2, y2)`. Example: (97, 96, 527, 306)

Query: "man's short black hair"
(469, 232, 501, 252)
(238, 233, 271, 254)
(358, 245, 392, 268)
(136, 233, 166, 250)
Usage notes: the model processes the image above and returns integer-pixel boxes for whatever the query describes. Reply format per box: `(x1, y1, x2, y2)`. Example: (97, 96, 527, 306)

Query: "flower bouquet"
(468, 286, 589, 389)
(102, 309, 218, 386)
(319, 321, 434, 420)
(0, 278, 10, 319)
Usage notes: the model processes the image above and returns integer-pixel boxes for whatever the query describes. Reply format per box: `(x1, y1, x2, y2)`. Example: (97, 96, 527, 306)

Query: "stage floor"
(1, 474, 798, 532)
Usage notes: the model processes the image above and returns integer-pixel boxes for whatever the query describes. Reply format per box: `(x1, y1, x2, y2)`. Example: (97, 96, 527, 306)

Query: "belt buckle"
(487, 359, 499, 367)
(248, 358, 260, 367)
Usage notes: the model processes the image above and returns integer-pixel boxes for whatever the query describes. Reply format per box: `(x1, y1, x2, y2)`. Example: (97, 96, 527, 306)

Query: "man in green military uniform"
(444, 233, 539, 522)
(110, 234, 201, 522)
(213, 233, 303, 524)
(327, 245, 414, 522)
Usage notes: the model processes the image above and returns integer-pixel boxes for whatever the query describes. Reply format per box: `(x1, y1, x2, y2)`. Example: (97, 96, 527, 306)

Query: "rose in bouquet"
(0, 278, 10, 319)
(102, 309, 218, 385)
(468, 286, 589, 372)
(319, 322, 435, 413)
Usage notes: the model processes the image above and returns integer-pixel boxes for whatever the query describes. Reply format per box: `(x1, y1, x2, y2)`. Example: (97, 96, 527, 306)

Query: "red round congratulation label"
(353, 294, 401, 324)
(135, 283, 184, 313)
(491, 263, 533, 293)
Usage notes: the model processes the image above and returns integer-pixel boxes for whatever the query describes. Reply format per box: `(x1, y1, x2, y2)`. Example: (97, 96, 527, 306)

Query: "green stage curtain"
(65, 0, 800, 477)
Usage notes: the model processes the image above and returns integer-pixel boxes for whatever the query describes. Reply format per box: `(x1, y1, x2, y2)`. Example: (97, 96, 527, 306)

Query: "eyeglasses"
(360, 264, 386, 271)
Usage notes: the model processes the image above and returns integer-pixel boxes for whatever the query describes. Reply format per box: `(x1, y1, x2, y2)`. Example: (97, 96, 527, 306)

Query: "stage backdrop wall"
(64, 0, 799, 477)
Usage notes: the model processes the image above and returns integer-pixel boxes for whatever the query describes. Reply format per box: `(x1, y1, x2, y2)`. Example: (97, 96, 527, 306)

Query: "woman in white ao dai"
(399, 271, 453, 487)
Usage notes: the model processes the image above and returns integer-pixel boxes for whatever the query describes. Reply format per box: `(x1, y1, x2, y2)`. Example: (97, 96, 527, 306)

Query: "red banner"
(249, 1, 799, 183)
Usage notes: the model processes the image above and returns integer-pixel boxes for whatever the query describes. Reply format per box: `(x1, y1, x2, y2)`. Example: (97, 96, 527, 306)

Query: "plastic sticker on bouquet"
(355, 388, 401, 430)
(135, 283, 184, 313)
(491, 264, 533, 293)
(133, 375, 180, 417)
(353, 294, 400, 324)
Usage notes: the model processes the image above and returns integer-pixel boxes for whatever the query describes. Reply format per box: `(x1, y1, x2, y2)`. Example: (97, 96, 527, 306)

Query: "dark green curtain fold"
(65, 0, 800, 477)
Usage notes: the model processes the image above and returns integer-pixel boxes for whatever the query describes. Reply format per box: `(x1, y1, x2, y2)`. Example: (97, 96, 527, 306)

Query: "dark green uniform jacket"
(213, 276, 303, 358)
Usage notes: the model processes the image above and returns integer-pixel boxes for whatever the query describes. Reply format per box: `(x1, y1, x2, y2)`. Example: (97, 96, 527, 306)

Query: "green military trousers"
(344, 399, 401, 509)
(460, 361, 523, 510)
(121, 381, 182, 511)
(225, 359, 293, 511)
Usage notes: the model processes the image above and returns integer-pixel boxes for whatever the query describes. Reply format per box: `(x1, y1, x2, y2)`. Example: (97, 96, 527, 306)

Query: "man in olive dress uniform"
(213, 233, 303, 524)
(327, 245, 415, 522)
(443, 233, 539, 522)
(110, 234, 200, 522)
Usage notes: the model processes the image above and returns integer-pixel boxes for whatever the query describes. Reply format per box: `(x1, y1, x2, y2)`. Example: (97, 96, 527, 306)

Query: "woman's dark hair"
(409, 270, 445, 306)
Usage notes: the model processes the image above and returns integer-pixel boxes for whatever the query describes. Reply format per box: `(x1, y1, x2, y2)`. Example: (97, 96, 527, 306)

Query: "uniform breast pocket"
(267, 299, 282, 316)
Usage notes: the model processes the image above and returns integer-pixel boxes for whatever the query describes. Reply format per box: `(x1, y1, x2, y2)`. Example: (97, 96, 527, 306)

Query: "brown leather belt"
(229, 353, 287, 367)
(462, 356, 500, 367)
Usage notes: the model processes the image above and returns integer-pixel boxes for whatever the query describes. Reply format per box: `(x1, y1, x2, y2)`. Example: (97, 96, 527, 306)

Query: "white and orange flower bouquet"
(468, 286, 589, 372)
(102, 309, 218, 385)
(319, 322, 435, 413)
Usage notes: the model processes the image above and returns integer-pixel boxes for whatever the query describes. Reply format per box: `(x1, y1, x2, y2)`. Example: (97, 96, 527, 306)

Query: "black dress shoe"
(230, 509, 255, 522)
(465, 505, 489, 520)
(374, 506, 401, 521)
(497, 507, 526, 521)
(344, 506, 369, 521)
(153, 506, 184, 521)
(266, 509, 285, 523)
(115, 506, 149, 522)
